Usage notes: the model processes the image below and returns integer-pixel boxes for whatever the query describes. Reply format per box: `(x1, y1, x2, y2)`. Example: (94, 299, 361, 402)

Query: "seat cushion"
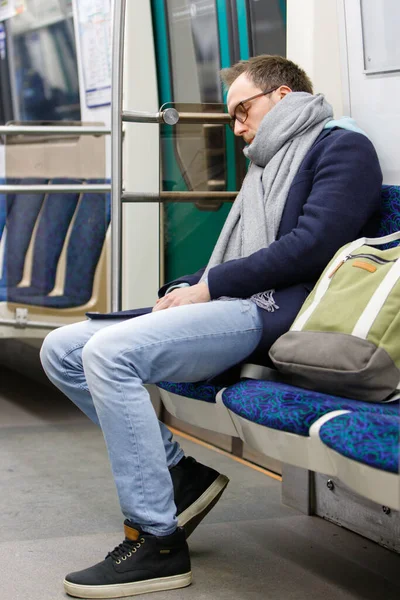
(222, 380, 399, 436)
(377, 185, 400, 248)
(319, 412, 400, 473)
(157, 381, 223, 403)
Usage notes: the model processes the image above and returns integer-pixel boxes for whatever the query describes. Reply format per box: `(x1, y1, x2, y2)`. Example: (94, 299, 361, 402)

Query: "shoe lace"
(107, 537, 145, 563)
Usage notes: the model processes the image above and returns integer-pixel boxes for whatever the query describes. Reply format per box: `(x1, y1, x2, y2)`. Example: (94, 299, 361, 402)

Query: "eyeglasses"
(229, 86, 279, 130)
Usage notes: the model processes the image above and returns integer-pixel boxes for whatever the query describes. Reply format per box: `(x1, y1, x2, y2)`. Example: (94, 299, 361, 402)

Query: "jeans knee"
(41, 326, 85, 383)
(40, 328, 64, 376)
(81, 331, 106, 372)
(82, 328, 134, 376)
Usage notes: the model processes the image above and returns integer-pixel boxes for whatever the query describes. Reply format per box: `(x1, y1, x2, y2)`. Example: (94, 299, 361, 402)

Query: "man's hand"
(152, 282, 211, 312)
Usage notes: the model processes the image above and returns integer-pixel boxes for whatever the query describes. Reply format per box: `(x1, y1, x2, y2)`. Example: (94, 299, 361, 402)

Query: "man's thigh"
(87, 300, 263, 383)
(42, 316, 128, 358)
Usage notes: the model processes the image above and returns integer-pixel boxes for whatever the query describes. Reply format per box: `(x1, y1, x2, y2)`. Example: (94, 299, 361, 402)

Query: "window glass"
(8, 0, 80, 121)
(165, 0, 222, 103)
(248, 0, 286, 57)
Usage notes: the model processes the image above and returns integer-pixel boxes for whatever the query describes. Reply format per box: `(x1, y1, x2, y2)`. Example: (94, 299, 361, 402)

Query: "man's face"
(227, 72, 288, 144)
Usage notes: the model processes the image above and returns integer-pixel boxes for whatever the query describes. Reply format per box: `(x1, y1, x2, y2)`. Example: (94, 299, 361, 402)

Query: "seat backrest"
(28, 178, 81, 294)
(377, 185, 400, 249)
(0, 178, 48, 287)
(0, 178, 16, 241)
(62, 179, 111, 305)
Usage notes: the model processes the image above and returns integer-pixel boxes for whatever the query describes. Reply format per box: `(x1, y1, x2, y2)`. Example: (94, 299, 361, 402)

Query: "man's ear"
(277, 85, 292, 99)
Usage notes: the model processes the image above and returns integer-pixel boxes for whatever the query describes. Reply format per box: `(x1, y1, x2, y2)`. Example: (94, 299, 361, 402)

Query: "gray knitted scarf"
(200, 92, 333, 311)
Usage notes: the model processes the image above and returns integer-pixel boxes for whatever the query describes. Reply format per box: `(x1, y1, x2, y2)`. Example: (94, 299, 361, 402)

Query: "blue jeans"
(40, 300, 262, 535)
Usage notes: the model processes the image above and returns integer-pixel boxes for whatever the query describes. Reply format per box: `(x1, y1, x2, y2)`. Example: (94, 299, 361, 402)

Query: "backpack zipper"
(329, 252, 397, 278)
(347, 252, 398, 265)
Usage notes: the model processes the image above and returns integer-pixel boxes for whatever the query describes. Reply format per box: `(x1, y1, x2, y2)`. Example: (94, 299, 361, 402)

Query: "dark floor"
(1, 366, 399, 599)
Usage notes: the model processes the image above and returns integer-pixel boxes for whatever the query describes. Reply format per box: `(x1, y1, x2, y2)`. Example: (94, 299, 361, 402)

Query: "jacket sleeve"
(207, 132, 383, 300)
(158, 266, 206, 298)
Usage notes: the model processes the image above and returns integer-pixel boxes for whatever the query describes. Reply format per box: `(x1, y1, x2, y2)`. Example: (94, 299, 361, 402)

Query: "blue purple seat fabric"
(157, 380, 223, 403)
(319, 412, 400, 473)
(377, 185, 400, 249)
(221, 379, 399, 436)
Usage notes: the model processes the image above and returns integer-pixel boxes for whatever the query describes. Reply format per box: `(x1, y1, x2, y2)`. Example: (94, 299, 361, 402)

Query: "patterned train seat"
(318, 411, 400, 508)
(221, 380, 399, 437)
(319, 411, 399, 474)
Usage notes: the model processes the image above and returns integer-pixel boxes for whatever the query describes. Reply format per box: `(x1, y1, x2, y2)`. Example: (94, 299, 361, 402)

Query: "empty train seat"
(0, 178, 48, 300)
(12, 179, 111, 308)
(317, 411, 399, 508)
(7, 179, 82, 303)
(222, 380, 399, 476)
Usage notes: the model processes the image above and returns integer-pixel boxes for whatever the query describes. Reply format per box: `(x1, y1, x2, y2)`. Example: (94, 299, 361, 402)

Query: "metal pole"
(111, 0, 126, 312)
(122, 108, 179, 125)
(0, 318, 65, 329)
(0, 125, 111, 135)
(0, 184, 111, 194)
(158, 112, 231, 124)
(121, 191, 237, 202)
(122, 110, 231, 125)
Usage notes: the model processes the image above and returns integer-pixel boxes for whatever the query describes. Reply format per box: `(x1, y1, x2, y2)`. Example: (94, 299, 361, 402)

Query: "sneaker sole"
(63, 572, 192, 598)
(177, 474, 229, 538)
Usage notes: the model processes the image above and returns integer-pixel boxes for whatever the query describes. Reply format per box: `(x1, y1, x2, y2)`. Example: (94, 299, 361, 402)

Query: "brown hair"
(221, 54, 313, 94)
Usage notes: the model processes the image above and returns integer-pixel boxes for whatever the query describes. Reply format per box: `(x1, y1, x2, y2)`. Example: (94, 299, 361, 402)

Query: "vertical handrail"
(111, 0, 126, 312)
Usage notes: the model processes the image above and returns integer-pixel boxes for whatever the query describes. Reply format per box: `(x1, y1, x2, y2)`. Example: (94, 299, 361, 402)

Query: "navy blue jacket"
(90, 128, 383, 371)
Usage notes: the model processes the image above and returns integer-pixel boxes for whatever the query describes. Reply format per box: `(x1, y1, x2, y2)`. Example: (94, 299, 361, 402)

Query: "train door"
(151, 0, 286, 281)
(151, 0, 286, 472)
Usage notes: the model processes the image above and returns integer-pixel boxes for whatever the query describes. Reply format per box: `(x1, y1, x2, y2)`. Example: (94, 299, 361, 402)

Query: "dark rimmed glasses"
(229, 86, 279, 130)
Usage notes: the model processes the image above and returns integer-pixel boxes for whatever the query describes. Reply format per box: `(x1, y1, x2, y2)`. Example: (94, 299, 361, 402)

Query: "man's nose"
(234, 120, 247, 136)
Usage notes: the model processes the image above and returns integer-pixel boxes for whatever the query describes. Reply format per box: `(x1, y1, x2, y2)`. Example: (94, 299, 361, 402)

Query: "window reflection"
(248, 0, 286, 57)
(166, 0, 222, 103)
(9, 1, 80, 121)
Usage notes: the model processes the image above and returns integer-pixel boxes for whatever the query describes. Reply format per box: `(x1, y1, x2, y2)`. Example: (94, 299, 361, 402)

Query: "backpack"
(269, 230, 400, 402)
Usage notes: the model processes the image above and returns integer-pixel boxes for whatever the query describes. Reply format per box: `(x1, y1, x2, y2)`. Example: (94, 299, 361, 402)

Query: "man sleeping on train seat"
(40, 54, 382, 599)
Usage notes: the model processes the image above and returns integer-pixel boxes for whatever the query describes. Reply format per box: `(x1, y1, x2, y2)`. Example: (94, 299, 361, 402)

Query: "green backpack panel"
(269, 231, 400, 401)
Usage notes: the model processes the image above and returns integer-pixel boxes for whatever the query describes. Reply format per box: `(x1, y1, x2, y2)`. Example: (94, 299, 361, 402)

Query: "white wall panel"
(342, 0, 400, 184)
(287, 0, 344, 118)
(121, 0, 160, 309)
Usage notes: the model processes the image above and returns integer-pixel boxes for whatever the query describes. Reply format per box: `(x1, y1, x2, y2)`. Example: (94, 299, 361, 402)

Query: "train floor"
(1, 366, 400, 600)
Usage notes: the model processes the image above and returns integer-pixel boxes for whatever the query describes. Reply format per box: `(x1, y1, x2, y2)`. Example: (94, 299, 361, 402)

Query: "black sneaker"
(64, 521, 191, 599)
(171, 456, 229, 538)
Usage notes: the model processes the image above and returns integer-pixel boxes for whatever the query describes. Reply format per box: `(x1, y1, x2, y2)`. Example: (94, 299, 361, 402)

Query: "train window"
(247, 0, 286, 57)
(7, 0, 80, 121)
(160, 102, 233, 279)
(360, 0, 400, 74)
(0, 24, 13, 125)
(165, 0, 222, 103)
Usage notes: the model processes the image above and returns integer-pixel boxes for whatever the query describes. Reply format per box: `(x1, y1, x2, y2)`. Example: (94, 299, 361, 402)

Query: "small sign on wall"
(0, 0, 25, 22)
(76, 0, 112, 109)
